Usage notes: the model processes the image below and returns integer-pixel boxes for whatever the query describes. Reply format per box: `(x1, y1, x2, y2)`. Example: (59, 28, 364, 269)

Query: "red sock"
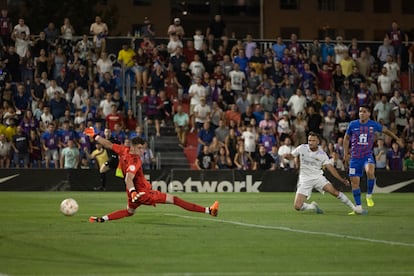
(107, 209, 133, 221)
(173, 196, 205, 213)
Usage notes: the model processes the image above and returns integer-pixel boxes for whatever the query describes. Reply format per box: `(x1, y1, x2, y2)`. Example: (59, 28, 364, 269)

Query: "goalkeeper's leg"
(89, 209, 134, 223)
(164, 194, 219, 216)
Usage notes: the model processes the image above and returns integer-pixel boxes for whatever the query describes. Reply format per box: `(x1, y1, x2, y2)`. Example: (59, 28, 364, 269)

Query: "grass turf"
(1, 192, 414, 276)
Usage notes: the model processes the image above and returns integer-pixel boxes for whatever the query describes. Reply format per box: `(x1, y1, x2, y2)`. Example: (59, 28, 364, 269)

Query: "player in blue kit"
(343, 104, 403, 214)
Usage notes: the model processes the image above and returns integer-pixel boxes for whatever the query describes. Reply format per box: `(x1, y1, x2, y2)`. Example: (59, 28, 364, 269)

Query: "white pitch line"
(165, 213, 414, 248)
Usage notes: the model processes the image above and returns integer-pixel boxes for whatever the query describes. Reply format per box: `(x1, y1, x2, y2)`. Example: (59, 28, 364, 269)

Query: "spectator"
(60, 139, 80, 169)
(386, 20, 409, 67)
(195, 145, 215, 170)
(209, 101, 223, 129)
(189, 53, 205, 79)
(13, 18, 30, 36)
(132, 47, 150, 94)
(0, 9, 12, 47)
(140, 17, 156, 38)
(206, 14, 226, 40)
(259, 88, 275, 113)
(4, 46, 21, 82)
(339, 52, 355, 78)
(117, 42, 135, 70)
(105, 104, 123, 131)
(292, 111, 307, 146)
(0, 133, 11, 168)
(392, 101, 409, 135)
(241, 124, 257, 156)
(259, 126, 277, 153)
(167, 33, 183, 57)
(224, 104, 240, 128)
(320, 36, 335, 64)
(322, 109, 336, 142)
(253, 144, 276, 170)
(334, 36, 347, 64)
(29, 129, 42, 168)
(233, 142, 253, 170)
(214, 119, 229, 144)
(96, 52, 113, 82)
(330, 150, 345, 171)
(377, 66, 392, 95)
(41, 123, 60, 168)
(402, 117, 414, 144)
(173, 104, 189, 148)
(167, 18, 185, 39)
(268, 144, 281, 168)
(141, 88, 162, 136)
(60, 18, 75, 55)
(373, 94, 392, 126)
(215, 145, 232, 169)
(141, 142, 155, 170)
(90, 16, 108, 57)
(72, 87, 89, 110)
(49, 92, 69, 122)
(386, 141, 404, 171)
(111, 122, 126, 144)
(197, 121, 214, 155)
(189, 76, 206, 132)
(58, 120, 76, 148)
(277, 111, 292, 142)
(287, 88, 307, 117)
(278, 137, 295, 170)
(403, 150, 414, 172)
(233, 49, 249, 74)
(377, 37, 395, 66)
(374, 137, 388, 170)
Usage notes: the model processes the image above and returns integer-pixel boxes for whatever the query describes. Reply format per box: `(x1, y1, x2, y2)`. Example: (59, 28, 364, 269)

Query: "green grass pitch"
(1, 192, 414, 275)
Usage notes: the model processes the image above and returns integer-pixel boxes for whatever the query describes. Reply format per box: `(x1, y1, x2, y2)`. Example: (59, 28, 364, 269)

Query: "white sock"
(301, 202, 315, 211)
(102, 215, 109, 221)
(205, 207, 209, 214)
(337, 192, 355, 209)
(366, 194, 372, 198)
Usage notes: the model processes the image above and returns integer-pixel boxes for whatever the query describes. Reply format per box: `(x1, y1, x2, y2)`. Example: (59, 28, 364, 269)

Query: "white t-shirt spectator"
(241, 130, 256, 153)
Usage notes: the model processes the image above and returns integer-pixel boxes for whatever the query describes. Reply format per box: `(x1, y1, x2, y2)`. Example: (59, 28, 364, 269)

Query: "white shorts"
(296, 175, 328, 199)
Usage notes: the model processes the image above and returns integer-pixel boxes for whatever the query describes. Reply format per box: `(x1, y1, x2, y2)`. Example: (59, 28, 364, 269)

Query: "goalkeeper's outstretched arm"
(95, 135, 113, 150)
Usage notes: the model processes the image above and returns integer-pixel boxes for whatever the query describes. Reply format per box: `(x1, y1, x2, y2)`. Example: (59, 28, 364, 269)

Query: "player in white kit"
(289, 132, 367, 215)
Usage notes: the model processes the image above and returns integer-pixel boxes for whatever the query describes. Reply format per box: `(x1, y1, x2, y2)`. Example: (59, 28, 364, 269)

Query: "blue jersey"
(41, 131, 60, 150)
(345, 119, 383, 159)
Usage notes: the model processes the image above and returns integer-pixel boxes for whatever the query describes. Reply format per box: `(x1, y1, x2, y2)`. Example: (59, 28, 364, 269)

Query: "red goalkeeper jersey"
(112, 144, 152, 191)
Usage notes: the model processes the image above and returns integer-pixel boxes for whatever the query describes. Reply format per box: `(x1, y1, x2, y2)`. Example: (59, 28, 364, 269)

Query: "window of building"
(280, 27, 300, 39)
(344, 29, 364, 40)
(373, 0, 390, 13)
(280, 0, 299, 10)
(318, 0, 335, 11)
(132, 0, 151, 6)
(344, 1, 363, 12)
(402, 0, 414, 14)
(221, 0, 260, 16)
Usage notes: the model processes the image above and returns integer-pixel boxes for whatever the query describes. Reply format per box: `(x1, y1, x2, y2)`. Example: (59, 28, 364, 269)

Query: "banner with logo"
(0, 169, 413, 193)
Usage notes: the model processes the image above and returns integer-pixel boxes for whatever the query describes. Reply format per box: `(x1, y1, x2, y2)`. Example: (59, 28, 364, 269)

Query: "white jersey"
(291, 144, 332, 180)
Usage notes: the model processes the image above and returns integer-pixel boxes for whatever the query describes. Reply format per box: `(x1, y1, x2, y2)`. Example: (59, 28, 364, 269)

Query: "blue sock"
(352, 188, 361, 206)
(367, 179, 375, 195)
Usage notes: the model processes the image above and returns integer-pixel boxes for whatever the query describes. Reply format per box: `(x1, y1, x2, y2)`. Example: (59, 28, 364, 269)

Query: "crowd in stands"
(0, 9, 414, 172)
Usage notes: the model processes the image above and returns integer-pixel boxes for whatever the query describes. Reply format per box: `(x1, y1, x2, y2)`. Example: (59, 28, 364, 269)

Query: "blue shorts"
(348, 155, 375, 177)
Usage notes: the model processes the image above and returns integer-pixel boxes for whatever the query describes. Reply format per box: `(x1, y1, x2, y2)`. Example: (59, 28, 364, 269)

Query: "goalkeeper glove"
(129, 189, 145, 203)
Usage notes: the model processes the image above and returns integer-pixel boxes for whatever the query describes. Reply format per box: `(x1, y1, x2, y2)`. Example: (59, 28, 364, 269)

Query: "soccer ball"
(60, 198, 79, 216)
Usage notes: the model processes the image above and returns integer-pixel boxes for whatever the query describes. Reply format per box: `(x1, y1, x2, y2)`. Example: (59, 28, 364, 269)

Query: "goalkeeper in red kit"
(87, 131, 219, 223)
